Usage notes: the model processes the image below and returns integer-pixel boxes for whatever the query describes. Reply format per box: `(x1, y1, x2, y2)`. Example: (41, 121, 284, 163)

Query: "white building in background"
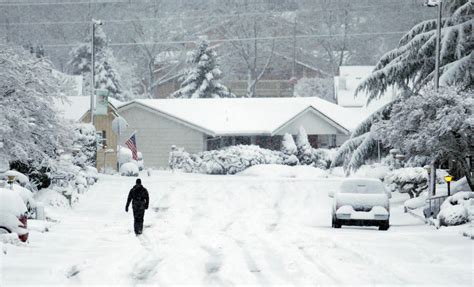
(334, 65, 395, 110)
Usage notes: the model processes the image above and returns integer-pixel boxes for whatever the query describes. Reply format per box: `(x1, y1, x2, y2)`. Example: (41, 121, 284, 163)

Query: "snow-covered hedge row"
(169, 145, 286, 175)
(169, 142, 335, 175)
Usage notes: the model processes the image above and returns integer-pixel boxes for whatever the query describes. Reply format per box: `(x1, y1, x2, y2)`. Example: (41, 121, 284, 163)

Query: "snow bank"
(120, 162, 139, 177)
(33, 188, 70, 208)
(451, 177, 472, 194)
(237, 164, 329, 178)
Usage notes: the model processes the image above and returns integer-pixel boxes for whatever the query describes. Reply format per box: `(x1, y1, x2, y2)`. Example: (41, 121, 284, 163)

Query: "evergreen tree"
(68, 24, 127, 101)
(333, 1, 473, 173)
(356, 0, 473, 103)
(171, 40, 235, 99)
(295, 127, 314, 165)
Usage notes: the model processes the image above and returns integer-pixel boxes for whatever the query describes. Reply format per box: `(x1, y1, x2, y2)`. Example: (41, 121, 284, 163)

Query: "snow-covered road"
(1, 172, 472, 286)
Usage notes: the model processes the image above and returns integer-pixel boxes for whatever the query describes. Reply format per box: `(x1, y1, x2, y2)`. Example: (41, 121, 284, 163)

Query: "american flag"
(125, 133, 138, 160)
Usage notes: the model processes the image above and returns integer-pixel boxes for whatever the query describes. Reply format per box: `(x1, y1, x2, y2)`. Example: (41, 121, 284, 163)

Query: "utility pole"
(434, 0, 442, 92)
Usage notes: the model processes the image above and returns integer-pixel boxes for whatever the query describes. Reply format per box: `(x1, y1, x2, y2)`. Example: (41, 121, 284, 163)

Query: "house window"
(96, 131, 107, 149)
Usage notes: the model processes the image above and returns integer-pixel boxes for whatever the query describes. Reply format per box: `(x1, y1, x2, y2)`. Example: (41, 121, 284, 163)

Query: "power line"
(0, 3, 422, 26)
(1, 30, 409, 48)
(0, 0, 129, 7)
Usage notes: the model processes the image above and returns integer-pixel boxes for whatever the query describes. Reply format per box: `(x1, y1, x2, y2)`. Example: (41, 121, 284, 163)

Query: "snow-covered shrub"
(72, 123, 97, 168)
(281, 133, 297, 156)
(438, 192, 473, 226)
(384, 167, 428, 198)
(295, 127, 314, 165)
(118, 146, 133, 164)
(294, 127, 332, 169)
(169, 145, 285, 175)
(281, 133, 299, 166)
(137, 152, 144, 171)
(33, 188, 70, 208)
(120, 162, 139, 177)
(169, 146, 199, 173)
(84, 166, 99, 185)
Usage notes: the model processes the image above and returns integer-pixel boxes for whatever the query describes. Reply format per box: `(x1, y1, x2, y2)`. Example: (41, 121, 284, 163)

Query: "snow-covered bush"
(120, 162, 139, 177)
(281, 133, 299, 166)
(84, 166, 99, 185)
(72, 123, 97, 168)
(295, 127, 331, 169)
(118, 146, 133, 164)
(384, 167, 428, 198)
(438, 192, 473, 226)
(169, 145, 285, 175)
(137, 152, 144, 171)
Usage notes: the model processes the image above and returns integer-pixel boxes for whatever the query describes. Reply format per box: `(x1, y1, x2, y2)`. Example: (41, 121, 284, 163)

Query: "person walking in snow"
(125, 178, 149, 236)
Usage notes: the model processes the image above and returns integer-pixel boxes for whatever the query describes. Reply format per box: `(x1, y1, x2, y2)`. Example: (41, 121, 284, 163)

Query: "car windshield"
(340, 180, 385, 194)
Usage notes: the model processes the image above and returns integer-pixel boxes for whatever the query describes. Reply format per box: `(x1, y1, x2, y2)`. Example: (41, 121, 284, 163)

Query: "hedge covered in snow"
(438, 192, 473, 226)
(169, 142, 334, 175)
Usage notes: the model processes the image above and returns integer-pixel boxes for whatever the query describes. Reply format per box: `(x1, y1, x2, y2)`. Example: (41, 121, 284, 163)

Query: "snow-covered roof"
(120, 97, 369, 136)
(53, 96, 124, 122)
(335, 66, 394, 109)
(53, 96, 91, 122)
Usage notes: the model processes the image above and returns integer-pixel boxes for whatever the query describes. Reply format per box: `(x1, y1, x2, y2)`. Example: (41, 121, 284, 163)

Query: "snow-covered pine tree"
(68, 24, 127, 101)
(72, 124, 97, 168)
(295, 127, 314, 165)
(356, 0, 472, 103)
(281, 133, 299, 166)
(333, 1, 472, 174)
(170, 40, 235, 99)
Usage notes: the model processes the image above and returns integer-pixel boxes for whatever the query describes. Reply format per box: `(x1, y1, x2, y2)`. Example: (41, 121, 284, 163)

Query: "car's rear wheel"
(332, 216, 341, 228)
(379, 220, 389, 231)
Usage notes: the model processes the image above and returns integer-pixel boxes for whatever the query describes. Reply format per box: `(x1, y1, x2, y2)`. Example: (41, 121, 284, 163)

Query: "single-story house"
(118, 97, 368, 168)
(53, 95, 123, 171)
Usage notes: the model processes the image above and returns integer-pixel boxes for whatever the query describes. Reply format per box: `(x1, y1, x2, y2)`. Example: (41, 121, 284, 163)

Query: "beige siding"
(119, 107, 206, 168)
(81, 108, 118, 171)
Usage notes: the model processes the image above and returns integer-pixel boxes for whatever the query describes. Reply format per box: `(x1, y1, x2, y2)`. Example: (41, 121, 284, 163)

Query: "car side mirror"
(328, 190, 334, 198)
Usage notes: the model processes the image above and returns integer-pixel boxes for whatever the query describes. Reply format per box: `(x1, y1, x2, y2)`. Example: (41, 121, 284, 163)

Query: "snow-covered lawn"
(1, 171, 472, 286)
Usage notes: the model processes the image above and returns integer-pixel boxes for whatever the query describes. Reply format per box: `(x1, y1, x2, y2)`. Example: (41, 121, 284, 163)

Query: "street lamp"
(424, 0, 442, 92)
(444, 174, 453, 196)
(90, 19, 103, 124)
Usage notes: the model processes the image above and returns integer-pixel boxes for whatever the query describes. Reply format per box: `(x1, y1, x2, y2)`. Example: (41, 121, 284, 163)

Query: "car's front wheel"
(332, 216, 341, 228)
(379, 220, 389, 231)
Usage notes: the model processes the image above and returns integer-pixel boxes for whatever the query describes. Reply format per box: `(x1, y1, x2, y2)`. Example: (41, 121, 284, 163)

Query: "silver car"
(329, 178, 391, 230)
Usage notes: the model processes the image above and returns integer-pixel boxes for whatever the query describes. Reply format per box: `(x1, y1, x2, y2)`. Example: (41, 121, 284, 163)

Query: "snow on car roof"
(0, 187, 27, 216)
(127, 97, 367, 135)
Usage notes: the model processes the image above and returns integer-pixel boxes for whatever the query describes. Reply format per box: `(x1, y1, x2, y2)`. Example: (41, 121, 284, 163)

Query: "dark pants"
(133, 208, 145, 235)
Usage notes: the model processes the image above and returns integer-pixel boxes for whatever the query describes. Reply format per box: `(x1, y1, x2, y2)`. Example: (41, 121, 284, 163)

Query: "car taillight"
(19, 214, 27, 228)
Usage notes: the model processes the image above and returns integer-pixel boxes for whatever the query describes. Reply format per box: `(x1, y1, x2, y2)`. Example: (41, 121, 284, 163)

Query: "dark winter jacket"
(126, 184, 149, 211)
